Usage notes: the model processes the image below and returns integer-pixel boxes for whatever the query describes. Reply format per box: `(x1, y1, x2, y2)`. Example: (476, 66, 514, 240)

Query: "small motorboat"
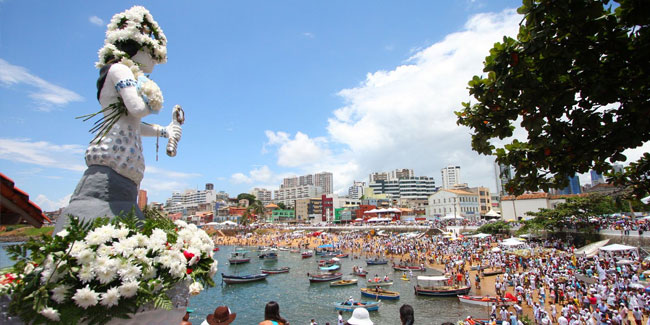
(320, 264, 341, 272)
(260, 267, 290, 274)
(457, 295, 516, 306)
(392, 264, 425, 272)
(351, 270, 368, 277)
(221, 273, 268, 284)
(308, 272, 343, 283)
(259, 248, 279, 259)
(414, 275, 471, 296)
(366, 279, 393, 287)
(318, 258, 341, 266)
(330, 279, 358, 287)
(333, 300, 381, 312)
(302, 251, 314, 258)
(228, 251, 251, 265)
(336, 253, 349, 258)
(213, 247, 220, 252)
(361, 287, 400, 300)
(366, 258, 388, 265)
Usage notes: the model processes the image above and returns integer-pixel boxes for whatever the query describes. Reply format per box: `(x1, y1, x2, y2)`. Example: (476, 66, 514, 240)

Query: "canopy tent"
(386, 208, 401, 213)
(364, 209, 381, 214)
(441, 215, 464, 220)
(599, 243, 638, 252)
(500, 238, 527, 248)
(204, 222, 220, 226)
(484, 210, 501, 218)
(470, 233, 492, 239)
(367, 217, 392, 222)
(221, 221, 237, 226)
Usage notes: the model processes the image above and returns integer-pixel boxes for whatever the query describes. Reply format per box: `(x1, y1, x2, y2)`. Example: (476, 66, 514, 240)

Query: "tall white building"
(281, 172, 333, 194)
(368, 176, 436, 200)
(348, 181, 366, 199)
(165, 188, 218, 214)
(274, 185, 324, 207)
(250, 188, 272, 205)
(441, 165, 461, 189)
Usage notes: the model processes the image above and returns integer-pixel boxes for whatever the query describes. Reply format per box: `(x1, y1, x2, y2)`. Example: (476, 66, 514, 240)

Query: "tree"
(518, 194, 615, 234)
(456, 0, 650, 197)
(476, 220, 511, 235)
(236, 193, 257, 205)
(276, 202, 287, 210)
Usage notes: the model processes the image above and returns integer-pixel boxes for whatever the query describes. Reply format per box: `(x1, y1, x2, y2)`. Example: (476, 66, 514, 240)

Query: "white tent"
(575, 239, 610, 257)
(441, 215, 464, 220)
(470, 233, 492, 239)
(599, 243, 638, 252)
(500, 238, 527, 248)
(221, 220, 237, 226)
(484, 210, 501, 218)
(386, 208, 401, 213)
(204, 222, 220, 226)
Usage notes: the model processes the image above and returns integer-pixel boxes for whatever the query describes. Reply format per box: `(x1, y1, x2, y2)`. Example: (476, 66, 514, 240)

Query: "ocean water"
(0, 244, 491, 324)
(188, 246, 490, 325)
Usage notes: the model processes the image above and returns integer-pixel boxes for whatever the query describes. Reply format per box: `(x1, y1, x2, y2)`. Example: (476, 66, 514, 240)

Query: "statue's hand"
(165, 122, 182, 142)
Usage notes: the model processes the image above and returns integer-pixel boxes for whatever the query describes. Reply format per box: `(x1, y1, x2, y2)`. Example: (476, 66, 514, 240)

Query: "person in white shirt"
(558, 315, 569, 325)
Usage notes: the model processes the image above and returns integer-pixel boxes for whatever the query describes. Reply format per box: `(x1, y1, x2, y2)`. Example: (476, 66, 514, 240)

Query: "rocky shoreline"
(0, 236, 29, 243)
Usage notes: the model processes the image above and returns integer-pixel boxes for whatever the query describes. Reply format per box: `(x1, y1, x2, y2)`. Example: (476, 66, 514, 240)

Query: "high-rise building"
(205, 183, 214, 191)
(612, 164, 624, 174)
(558, 175, 581, 195)
(164, 188, 218, 214)
(281, 172, 333, 194)
(137, 189, 148, 210)
(348, 181, 366, 199)
(250, 188, 272, 205)
(389, 169, 414, 180)
(494, 163, 514, 195)
(369, 172, 389, 183)
(368, 176, 436, 200)
(590, 170, 605, 187)
(441, 165, 461, 189)
(273, 185, 324, 207)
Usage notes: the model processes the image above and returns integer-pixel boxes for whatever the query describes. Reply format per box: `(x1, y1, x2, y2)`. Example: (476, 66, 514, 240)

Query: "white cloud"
(89, 16, 104, 26)
(145, 166, 201, 179)
(34, 193, 71, 212)
(302, 32, 315, 38)
(230, 173, 252, 184)
(0, 138, 86, 171)
(0, 59, 83, 110)
(230, 165, 278, 185)
(264, 131, 331, 167)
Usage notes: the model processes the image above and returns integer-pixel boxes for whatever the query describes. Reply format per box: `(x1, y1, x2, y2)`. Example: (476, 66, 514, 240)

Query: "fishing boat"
(333, 300, 381, 312)
(457, 295, 516, 306)
(290, 249, 300, 253)
(260, 267, 290, 274)
(318, 258, 341, 266)
(302, 250, 314, 258)
(336, 253, 349, 258)
(366, 258, 388, 265)
(278, 247, 289, 251)
(401, 275, 410, 281)
(366, 279, 393, 287)
(351, 270, 368, 277)
(320, 264, 341, 272)
(258, 251, 278, 259)
(308, 272, 343, 283)
(393, 264, 426, 272)
(361, 287, 400, 300)
(414, 275, 471, 296)
(330, 279, 358, 287)
(228, 251, 251, 265)
(212, 247, 220, 252)
(221, 273, 268, 284)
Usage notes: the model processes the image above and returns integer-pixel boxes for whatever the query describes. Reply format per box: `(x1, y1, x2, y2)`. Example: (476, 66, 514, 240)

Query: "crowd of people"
(212, 226, 648, 325)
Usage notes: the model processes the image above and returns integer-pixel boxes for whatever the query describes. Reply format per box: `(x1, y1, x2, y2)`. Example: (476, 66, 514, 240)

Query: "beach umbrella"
(318, 244, 333, 248)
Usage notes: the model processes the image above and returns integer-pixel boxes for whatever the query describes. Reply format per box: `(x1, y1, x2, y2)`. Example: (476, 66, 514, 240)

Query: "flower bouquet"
(2, 213, 216, 324)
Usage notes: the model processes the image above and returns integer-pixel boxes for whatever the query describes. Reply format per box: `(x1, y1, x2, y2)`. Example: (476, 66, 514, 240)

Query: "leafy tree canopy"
(518, 194, 616, 234)
(236, 193, 257, 204)
(456, 0, 650, 197)
(276, 202, 287, 210)
(476, 220, 512, 235)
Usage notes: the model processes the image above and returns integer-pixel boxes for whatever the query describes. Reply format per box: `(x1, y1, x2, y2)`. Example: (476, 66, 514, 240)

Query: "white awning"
(599, 244, 638, 252)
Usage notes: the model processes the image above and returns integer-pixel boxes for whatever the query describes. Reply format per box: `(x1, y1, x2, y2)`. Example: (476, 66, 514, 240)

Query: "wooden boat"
(290, 249, 300, 253)
(308, 272, 343, 283)
(260, 267, 290, 274)
(401, 275, 410, 281)
(333, 301, 381, 312)
(221, 273, 268, 284)
(258, 252, 278, 259)
(278, 247, 289, 251)
(302, 251, 314, 258)
(228, 251, 251, 265)
(351, 271, 368, 277)
(318, 258, 341, 266)
(336, 253, 349, 258)
(213, 247, 219, 252)
(414, 275, 471, 296)
(361, 287, 400, 300)
(366, 279, 393, 287)
(330, 279, 358, 287)
(320, 264, 341, 272)
(457, 295, 516, 306)
(366, 258, 388, 265)
(393, 264, 425, 272)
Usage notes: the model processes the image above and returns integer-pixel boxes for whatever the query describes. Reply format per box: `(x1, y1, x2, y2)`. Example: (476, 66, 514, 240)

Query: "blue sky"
(2, 1, 647, 211)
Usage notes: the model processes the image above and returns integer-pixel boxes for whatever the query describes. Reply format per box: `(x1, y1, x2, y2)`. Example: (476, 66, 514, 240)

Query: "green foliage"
(456, 0, 650, 198)
(520, 194, 615, 234)
(608, 152, 650, 200)
(277, 202, 287, 210)
(477, 220, 511, 235)
(236, 193, 257, 204)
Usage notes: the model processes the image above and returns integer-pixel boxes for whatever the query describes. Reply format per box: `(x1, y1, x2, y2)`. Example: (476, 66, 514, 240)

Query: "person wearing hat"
(202, 306, 236, 325)
(181, 308, 194, 325)
(347, 308, 373, 325)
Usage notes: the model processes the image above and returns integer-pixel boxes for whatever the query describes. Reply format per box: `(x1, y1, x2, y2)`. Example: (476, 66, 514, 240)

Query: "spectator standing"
(259, 301, 289, 325)
(400, 304, 414, 325)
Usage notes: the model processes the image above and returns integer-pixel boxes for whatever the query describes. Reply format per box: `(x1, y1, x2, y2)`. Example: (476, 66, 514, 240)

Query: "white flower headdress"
(96, 6, 167, 68)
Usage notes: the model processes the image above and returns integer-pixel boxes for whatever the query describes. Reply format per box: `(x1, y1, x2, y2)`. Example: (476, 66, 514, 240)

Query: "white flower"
(51, 285, 70, 304)
(173, 220, 188, 228)
(56, 229, 69, 238)
(100, 287, 121, 307)
(78, 265, 95, 283)
(40, 307, 60, 321)
(118, 263, 142, 282)
(76, 249, 95, 265)
(188, 282, 203, 296)
(209, 260, 218, 277)
(24, 263, 35, 274)
(72, 285, 99, 309)
(119, 280, 139, 298)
